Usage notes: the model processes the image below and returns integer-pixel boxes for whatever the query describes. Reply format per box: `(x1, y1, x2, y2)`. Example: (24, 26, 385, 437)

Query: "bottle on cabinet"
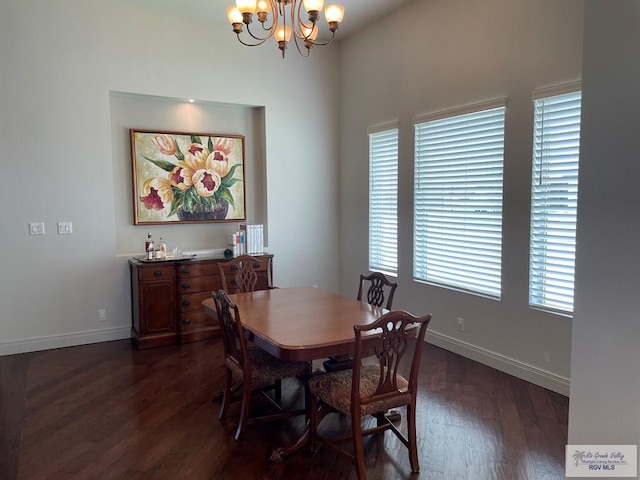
(145, 233, 153, 253)
(158, 237, 167, 259)
(146, 237, 155, 260)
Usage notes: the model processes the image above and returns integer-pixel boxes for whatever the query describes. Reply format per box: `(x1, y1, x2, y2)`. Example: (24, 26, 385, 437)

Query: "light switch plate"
(29, 222, 45, 235)
(58, 222, 72, 234)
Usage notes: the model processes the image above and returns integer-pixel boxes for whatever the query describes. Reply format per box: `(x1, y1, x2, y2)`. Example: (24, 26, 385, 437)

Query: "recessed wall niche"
(109, 91, 267, 256)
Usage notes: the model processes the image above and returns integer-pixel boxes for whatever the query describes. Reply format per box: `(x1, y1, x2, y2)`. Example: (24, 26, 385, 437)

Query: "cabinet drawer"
(139, 265, 175, 282)
(177, 275, 223, 294)
(178, 291, 213, 313)
(178, 310, 217, 331)
(176, 261, 220, 278)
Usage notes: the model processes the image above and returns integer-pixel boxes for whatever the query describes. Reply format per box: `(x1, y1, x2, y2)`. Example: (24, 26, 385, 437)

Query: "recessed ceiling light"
(188, 99, 195, 103)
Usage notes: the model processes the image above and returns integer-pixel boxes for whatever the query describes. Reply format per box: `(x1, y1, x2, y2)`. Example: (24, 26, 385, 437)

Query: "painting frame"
(130, 129, 246, 225)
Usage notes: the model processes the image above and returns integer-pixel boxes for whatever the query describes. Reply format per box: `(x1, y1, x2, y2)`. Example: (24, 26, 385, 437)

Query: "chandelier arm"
(292, 32, 311, 57)
(305, 31, 336, 47)
(245, 23, 276, 42)
(294, 0, 316, 42)
(294, 0, 304, 30)
(235, 33, 272, 47)
(260, 0, 279, 32)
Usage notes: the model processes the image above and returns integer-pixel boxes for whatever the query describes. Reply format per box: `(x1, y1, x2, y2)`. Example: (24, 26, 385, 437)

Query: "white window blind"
(529, 89, 582, 314)
(368, 127, 398, 276)
(413, 102, 506, 297)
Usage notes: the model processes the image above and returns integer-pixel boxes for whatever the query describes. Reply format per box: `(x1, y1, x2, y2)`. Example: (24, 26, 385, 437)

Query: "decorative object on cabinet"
(129, 254, 273, 349)
(130, 130, 246, 225)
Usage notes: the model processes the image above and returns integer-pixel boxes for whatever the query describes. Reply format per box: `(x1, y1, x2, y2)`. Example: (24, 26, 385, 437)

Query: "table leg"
(270, 421, 312, 462)
(270, 383, 328, 462)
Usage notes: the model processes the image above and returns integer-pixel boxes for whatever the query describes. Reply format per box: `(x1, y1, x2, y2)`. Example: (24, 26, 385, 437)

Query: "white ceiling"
(126, 0, 414, 39)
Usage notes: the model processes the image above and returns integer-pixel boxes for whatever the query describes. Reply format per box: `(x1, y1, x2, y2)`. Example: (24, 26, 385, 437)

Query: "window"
(413, 100, 506, 298)
(368, 125, 398, 276)
(529, 85, 582, 314)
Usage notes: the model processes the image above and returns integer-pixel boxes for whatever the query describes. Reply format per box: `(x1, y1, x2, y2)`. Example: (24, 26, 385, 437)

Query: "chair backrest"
(357, 272, 398, 310)
(352, 310, 431, 412)
(212, 290, 249, 372)
(217, 255, 273, 293)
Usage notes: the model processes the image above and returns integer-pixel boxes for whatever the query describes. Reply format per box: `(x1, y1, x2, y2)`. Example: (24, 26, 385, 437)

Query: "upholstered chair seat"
(308, 365, 409, 416)
(226, 346, 310, 387)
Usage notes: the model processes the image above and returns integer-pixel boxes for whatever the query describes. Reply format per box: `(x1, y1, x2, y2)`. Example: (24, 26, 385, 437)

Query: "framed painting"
(130, 130, 246, 225)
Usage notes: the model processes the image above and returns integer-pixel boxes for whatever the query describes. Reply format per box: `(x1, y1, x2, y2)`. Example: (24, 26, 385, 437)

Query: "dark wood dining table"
(201, 286, 389, 460)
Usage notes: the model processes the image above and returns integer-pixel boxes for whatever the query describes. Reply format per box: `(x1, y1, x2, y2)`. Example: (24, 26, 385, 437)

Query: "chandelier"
(226, 0, 345, 58)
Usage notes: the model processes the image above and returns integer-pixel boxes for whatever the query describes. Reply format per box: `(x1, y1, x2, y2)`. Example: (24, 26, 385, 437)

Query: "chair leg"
(309, 393, 318, 453)
(304, 377, 311, 422)
(218, 367, 233, 420)
(274, 379, 282, 404)
(213, 380, 242, 403)
(406, 403, 419, 472)
(234, 379, 253, 441)
(352, 415, 367, 480)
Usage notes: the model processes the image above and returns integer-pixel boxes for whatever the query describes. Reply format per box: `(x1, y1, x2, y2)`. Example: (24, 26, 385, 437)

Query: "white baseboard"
(426, 330, 570, 397)
(0, 326, 132, 356)
(0, 326, 570, 397)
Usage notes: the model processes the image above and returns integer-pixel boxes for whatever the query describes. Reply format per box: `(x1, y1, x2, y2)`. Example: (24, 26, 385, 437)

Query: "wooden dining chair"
(212, 255, 274, 403)
(212, 290, 310, 441)
(217, 254, 274, 293)
(323, 272, 398, 373)
(357, 271, 398, 310)
(308, 310, 432, 480)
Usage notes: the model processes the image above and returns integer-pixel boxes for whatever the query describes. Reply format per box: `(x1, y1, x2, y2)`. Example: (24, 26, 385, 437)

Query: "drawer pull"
(182, 300, 191, 307)
(181, 268, 190, 275)
(181, 283, 191, 290)
(182, 319, 191, 325)
(153, 270, 163, 278)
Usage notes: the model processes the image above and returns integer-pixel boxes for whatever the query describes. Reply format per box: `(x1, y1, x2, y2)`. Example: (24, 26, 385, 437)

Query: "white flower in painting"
(183, 143, 210, 171)
(192, 169, 221, 197)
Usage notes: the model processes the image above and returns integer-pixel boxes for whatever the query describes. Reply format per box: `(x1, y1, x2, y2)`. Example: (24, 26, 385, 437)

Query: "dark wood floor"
(0, 338, 568, 480)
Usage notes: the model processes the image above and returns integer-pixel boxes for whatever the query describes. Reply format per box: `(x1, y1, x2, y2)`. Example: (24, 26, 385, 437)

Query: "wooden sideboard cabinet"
(130, 254, 274, 349)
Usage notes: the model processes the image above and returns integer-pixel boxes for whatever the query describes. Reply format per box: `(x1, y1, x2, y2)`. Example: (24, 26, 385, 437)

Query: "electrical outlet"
(457, 317, 465, 332)
(98, 309, 107, 322)
(544, 351, 551, 363)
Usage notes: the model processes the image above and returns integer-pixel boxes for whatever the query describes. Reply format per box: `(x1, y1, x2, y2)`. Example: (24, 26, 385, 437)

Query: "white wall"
(568, 0, 640, 458)
(338, 0, 584, 395)
(0, 0, 340, 355)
